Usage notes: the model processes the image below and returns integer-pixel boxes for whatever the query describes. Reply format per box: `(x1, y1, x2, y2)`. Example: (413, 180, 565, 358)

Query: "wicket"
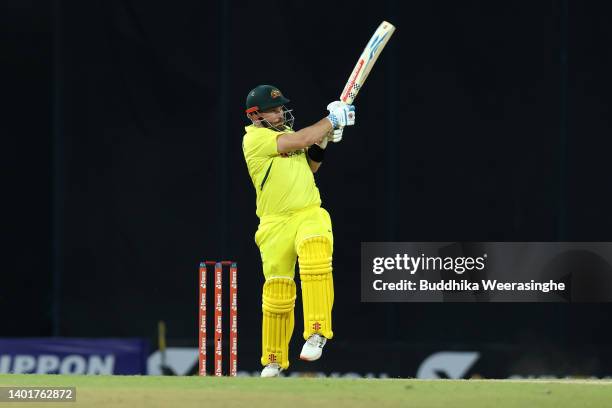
(198, 261, 238, 376)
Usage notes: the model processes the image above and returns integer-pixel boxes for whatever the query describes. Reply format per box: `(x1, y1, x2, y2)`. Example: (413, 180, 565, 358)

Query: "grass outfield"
(0, 375, 611, 408)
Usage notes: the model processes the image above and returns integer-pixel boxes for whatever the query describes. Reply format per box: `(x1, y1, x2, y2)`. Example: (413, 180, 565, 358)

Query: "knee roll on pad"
(297, 236, 334, 340)
(261, 278, 296, 369)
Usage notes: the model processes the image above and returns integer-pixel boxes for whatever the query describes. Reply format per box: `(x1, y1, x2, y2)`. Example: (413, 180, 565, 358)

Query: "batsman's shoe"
(260, 363, 282, 378)
(299, 334, 327, 362)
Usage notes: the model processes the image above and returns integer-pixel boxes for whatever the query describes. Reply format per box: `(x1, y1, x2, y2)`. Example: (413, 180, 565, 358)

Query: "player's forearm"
(294, 118, 333, 147)
(277, 118, 332, 153)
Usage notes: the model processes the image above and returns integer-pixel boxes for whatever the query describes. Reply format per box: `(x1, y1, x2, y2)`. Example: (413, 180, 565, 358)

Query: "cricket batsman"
(242, 84, 355, 377)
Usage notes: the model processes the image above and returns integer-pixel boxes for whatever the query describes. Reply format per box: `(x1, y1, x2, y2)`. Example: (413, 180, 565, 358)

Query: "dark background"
(4, 0, 612, 374)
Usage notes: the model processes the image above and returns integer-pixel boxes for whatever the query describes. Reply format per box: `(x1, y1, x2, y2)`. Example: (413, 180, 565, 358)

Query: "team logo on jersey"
(270, 89, 282, 98)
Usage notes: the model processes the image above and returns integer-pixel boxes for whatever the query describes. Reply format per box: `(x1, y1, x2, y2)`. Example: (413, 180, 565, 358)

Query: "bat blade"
(340, 21, 396, 104)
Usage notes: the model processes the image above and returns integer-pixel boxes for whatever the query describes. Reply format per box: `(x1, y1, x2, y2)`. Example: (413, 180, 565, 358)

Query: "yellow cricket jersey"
(242, 125, 321, 218)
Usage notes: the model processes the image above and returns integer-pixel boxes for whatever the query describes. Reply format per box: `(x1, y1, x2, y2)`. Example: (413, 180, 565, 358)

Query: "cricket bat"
(340, 21, 396, 104)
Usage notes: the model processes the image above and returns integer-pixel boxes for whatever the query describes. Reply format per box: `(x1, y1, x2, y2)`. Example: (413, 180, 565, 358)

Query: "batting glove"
(329, 128, 343, 143)
(316, 128, 343, 149)
(326, 101, 356, 129)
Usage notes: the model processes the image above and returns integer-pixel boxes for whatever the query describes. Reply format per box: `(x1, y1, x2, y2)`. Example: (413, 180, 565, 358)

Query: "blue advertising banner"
(0, 338, 148, 374)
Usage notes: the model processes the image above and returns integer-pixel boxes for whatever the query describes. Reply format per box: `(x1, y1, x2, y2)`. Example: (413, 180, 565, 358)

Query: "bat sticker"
(368, 32, 389, 62)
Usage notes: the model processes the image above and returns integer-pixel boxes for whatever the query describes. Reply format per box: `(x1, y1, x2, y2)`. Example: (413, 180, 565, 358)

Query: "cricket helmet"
(245, 85, 290, 113)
